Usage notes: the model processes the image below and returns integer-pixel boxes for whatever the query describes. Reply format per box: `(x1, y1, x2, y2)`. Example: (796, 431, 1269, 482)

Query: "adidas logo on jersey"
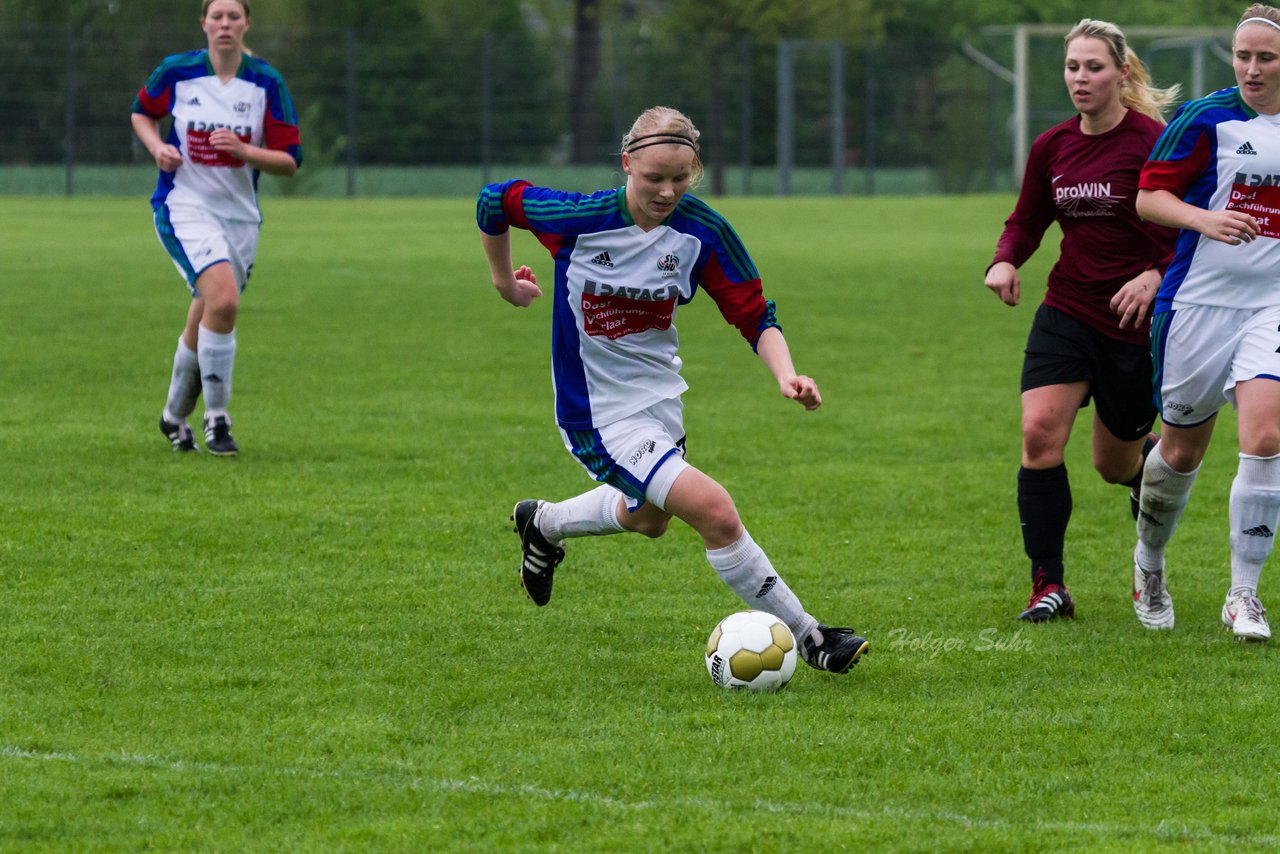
(188, 96, 202, 106)
(1238, 141, 1258, 156)
(590, 251, 614, 268)
(1243, 524, 1274, 537)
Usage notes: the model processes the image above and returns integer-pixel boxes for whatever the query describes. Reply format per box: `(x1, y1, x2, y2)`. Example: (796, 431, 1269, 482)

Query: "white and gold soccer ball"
(705, 610, 797, 692)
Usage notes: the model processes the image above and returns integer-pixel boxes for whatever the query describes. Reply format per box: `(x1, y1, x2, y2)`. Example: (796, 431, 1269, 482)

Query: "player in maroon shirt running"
(985, 19, 1179, 622)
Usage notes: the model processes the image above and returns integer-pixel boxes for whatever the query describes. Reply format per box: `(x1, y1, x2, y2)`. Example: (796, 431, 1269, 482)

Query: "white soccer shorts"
(153, 203, 259, 296)
(1155, 303, 1280, 427)
(559, 397, 691, 512)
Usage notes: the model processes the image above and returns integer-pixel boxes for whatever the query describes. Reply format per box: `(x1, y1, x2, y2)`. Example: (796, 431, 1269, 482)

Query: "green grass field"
(2, 195, 1277, 851)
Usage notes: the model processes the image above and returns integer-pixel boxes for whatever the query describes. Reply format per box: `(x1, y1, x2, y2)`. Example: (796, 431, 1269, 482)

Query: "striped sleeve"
(679, 197, 777, 349)
(1141, 92, 1233, 195)
(246, 58, 302, 166)
(476, 181, 622, 237)
(475, 179, 531, 235)
(131, 51, 205, 118)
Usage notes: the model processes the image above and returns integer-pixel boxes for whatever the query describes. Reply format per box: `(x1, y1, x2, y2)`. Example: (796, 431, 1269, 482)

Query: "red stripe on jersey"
(136, 86, 171, 118)
(699, 252, 767, 344)
(264, 113, 300, 151)
(503, 180, 534, 230)
(1140, 134, 1212, 196)
(533, 230, 565, 256)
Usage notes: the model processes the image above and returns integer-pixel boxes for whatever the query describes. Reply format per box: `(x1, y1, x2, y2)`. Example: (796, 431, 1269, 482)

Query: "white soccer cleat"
(1222, 592, 1270, 642)
(1132, 555, 1174, 630)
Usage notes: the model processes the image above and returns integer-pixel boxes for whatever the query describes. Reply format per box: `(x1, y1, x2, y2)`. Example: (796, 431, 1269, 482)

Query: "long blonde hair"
(1065, 19, 1181, 122)
(621, 106, 704, 188)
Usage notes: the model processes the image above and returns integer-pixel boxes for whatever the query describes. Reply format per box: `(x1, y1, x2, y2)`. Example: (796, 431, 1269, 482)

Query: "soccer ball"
(705, 610, 797, 692)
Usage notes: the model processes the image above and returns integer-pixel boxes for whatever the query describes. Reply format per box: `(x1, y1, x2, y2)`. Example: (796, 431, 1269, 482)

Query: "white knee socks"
(706, 530, 818, 644)
(163, 337, 201, 423)
(197, 324, 236, 418)
(1229, 452, 1280, 595)
(1135, 444, 1199, 573)
(538, 485, 625, 542)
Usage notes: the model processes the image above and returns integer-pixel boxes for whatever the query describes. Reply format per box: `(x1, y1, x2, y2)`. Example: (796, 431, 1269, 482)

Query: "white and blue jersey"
(133, 50, 301, 224)
(477, 179, 780, 432)
(1141, 86, 1280, 313)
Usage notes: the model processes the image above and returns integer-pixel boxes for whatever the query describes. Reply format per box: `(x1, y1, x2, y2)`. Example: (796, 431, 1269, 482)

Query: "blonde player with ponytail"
(985, 20, 1179, 624)
(477, 106, 869, 676)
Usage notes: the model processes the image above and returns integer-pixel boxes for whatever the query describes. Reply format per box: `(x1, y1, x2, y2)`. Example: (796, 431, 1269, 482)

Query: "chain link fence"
(0, 22, 1237, 198)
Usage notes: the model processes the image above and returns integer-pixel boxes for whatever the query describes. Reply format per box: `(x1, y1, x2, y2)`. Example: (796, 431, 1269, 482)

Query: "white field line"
(3, 744, 1275, 845)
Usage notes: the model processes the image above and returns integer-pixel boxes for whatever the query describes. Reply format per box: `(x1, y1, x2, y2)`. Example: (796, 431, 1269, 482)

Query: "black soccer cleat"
(203, 414, 239, 457)
(800, 624, 869, 674)
(159, 416, 198, 452)
(1017, 582, 1075, 622)
(512, 499, 565, 607)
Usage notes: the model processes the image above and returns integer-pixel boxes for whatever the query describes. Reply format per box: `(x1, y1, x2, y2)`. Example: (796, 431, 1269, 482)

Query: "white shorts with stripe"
(558, 397, 691, 512)
(1154, 303, 1280, 427)
(153, 203, 259, 296)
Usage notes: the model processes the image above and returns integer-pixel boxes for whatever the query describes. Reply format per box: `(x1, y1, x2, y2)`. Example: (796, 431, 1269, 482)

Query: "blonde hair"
(202, 0, 250, 17)
(1065, 19, 1181, 123)
(621, 106, 704, 187)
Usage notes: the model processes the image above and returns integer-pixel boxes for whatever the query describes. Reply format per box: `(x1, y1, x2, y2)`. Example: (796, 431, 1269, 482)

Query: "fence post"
(831, 40, 845, 195)
(345, 27, 358, 198)
(776, 39, 793, 196)
(863, 36, 876, 196)
(64, 22, 77, 197)
(740, 36, 752, 195)
(481, 32, 493, 186)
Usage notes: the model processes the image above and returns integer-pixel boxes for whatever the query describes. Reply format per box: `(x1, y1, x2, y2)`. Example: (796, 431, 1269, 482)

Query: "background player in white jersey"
(1131, 4, 1280, 641)
(476, 106, 868, 676)
(985, 19, 1177, 624)
(131, 0, 301, 455)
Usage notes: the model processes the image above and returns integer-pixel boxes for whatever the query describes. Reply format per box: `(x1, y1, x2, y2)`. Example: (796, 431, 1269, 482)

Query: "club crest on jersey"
(656, 254, 680, 278)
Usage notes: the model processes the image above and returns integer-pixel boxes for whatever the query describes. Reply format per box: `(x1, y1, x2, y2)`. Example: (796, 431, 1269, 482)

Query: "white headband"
(1238, 16, 1280, 31)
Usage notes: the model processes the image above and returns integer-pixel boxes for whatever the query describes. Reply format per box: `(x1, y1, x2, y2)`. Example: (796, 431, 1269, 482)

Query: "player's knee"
(1021, 426, 1065, 468)
(630, 514, 670, 539)
(1242, 431, 1280, 458)
(1094, 456, 1136, 485)
(698, 501, 742, 546)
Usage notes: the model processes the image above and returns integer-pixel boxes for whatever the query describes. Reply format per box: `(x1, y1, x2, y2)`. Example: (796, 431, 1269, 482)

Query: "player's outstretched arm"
(756, 327, 821, 411)
(481, 230, 542, 307)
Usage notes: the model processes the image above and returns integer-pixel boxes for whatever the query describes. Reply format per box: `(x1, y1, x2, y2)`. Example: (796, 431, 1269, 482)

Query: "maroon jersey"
(991, 110, 1176, 345)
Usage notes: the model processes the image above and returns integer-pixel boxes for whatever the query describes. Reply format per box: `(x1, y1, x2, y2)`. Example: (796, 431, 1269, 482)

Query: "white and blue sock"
(197, 324, 236, 419)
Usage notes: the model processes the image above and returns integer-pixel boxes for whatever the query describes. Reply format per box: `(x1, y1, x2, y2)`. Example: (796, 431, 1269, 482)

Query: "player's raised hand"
(782, 374, 822, 410)
(496, 265, 543, 307)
